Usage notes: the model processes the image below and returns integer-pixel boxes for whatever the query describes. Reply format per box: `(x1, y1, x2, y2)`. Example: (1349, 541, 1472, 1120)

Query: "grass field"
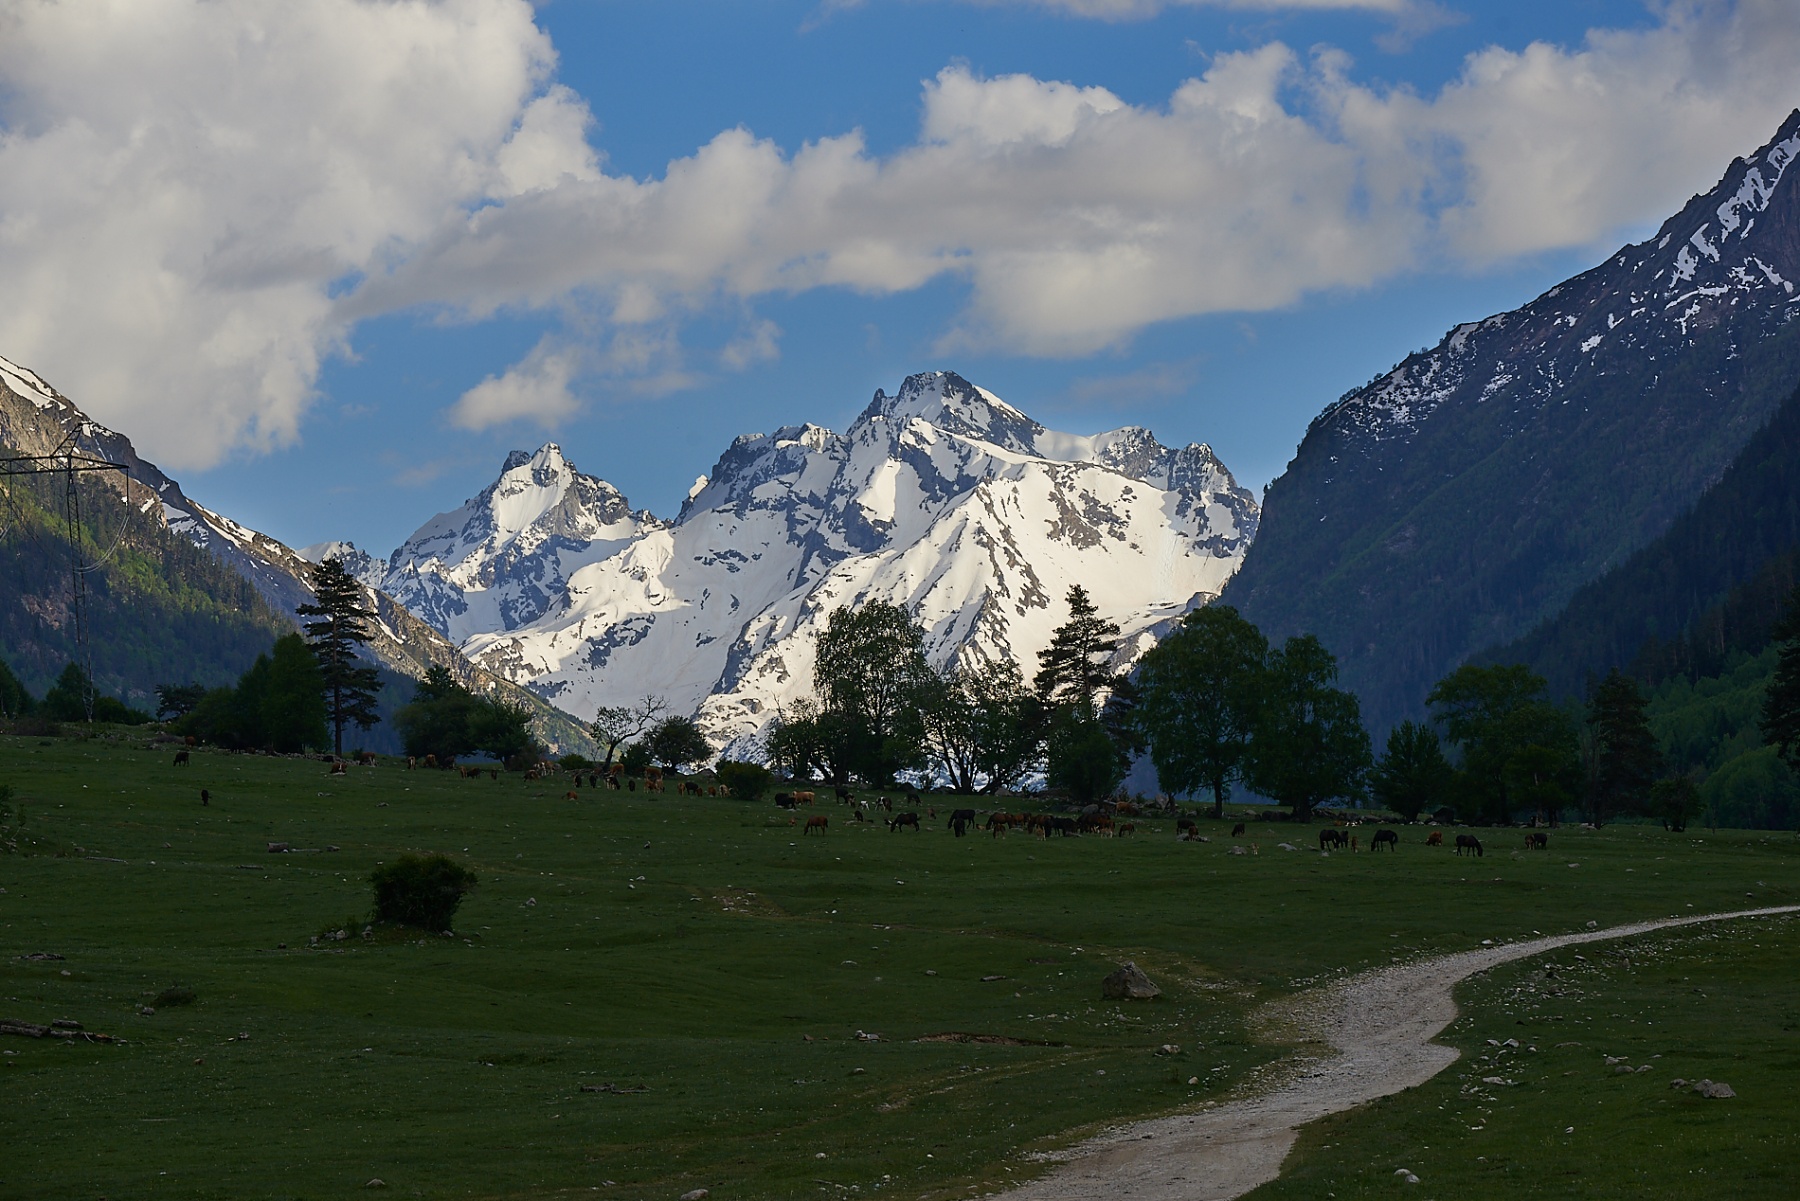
(2, 732, 1798, 1200)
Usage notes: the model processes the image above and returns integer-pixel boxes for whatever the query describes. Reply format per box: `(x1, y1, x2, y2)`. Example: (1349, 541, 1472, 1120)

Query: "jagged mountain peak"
(373, 370, 1259, 755)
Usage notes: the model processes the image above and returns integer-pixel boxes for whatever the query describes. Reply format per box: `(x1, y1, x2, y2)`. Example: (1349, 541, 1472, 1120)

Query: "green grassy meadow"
(3, 733, 1799, 1200)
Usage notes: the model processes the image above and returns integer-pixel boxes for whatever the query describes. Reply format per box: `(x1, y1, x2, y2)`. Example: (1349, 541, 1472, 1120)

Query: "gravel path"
(1000, 904, 1800, 1201)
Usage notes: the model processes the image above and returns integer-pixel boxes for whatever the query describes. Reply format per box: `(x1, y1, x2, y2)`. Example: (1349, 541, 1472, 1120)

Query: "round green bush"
(714, 759, 773, 803)
(370, 854, 478, 932)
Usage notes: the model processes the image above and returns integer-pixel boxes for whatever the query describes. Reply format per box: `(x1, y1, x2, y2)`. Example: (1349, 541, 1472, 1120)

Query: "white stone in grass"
(680, 1190, 710, 1200)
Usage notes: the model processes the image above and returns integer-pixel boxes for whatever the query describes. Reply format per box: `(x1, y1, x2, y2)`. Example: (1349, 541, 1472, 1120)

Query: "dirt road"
(1000, 904, 1800, 1201)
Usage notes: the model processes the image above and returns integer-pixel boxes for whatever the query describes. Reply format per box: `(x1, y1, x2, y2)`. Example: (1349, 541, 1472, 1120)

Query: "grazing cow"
(200, 789, 210, 806)
(424, 754, 438, 769)
(1425, 830, 1444, 847)
(490, 769, 500, 781)
(406, 756, 417, 770)
(1526, 831, 1549, 850)
(835, 785, 854, 804)
(889, 811, 921, 832)
(172, 750, 190, 767)
(1230, 822, 1246, 838)
(358, 752, 377, 767)
(947, 808, 977, 837)
(1176, 818, 1197, 840)
(564, 790, 579, 801)
(1372, 829, 1398, 852)
(904, 787, 922, 806)
(525, 769, 540, 782)
(1319, 828, 1348, 851)
(1455, 834, 1484, 857)
(1118, 822, 1135, 836)
(775, 792, 797, 809)
(1049, 817, 1079, 837)
(644, 767, 665, 793)
(804, 815, 829, 835)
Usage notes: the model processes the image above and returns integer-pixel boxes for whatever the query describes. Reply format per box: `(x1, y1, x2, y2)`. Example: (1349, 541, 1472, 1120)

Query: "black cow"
(1230, 822, 1246, 837)
(947, 808, 977, 837)
(1176, 818, 1197, 840)
(172, 750, 190, 767)
(1455, 834, 1484, 857)
(1371, 829, 1398, 852)
(1319, 828, 1349, 851)
(835, 785, 854, 804)
(889, 811, 921, 832)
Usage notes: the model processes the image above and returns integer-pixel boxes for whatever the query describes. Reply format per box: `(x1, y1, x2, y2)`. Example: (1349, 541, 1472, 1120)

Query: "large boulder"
(1102, 961, 1161, 1001)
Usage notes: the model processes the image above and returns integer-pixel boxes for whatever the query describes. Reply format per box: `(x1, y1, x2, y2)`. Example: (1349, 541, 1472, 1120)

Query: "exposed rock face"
(1101, 961, 1161, 1001)
(371, 370, 1257, 755)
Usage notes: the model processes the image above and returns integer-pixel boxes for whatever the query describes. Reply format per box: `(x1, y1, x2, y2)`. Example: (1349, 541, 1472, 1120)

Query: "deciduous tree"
(1370, 720, 1453, 822)
(1245, 635, 1370, 821)
(1132, 605, 1267, 817)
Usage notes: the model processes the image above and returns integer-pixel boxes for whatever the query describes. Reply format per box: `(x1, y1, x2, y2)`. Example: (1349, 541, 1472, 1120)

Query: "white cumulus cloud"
(5, 0, 1799, 457)
(0, 0, 594, 468)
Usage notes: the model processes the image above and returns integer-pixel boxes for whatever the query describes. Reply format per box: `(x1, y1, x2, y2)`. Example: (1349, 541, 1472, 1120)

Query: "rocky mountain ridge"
(353, 371, 1258, 753)
(0, 355, 591, 752)
(1223, 108, 1800, 733)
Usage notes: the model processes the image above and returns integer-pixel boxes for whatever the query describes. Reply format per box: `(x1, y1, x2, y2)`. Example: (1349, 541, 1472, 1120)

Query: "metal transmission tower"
(0, 431, 132, 721)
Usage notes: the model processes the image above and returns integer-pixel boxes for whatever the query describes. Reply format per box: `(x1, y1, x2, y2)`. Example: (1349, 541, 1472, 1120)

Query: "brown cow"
(794, 790, 816, 805)
(1117, 822, 1135, 836)
(564, 790, 579, 801)
(803, 815, 829, 835)
(1425, 830, 1444, 847)
(172, 750, 190, 767)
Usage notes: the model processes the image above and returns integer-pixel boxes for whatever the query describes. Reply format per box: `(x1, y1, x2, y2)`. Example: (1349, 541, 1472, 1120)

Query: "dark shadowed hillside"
(1223, 110, 1800, 734)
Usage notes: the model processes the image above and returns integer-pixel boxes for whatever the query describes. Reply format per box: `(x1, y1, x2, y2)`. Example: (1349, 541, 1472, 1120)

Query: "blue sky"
(2, 1, 1797, 555)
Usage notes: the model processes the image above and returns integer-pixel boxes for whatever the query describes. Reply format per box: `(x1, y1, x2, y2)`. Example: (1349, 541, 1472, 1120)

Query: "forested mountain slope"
(1222, 110, 1800, 735)
(1481, 380, 1800, 697)
(0, 355, 592, 753)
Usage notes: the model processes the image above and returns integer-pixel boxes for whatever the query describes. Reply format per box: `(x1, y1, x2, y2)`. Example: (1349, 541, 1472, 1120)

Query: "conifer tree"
(1760, 587, 1800, 770)
(297, 558, 382, 756)
(1586, 668, 1661, 822)
(1034, 585, 1121, 718)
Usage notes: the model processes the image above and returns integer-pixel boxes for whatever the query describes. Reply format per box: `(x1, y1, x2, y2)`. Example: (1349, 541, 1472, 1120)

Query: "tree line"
(750, 587, 1374, 818)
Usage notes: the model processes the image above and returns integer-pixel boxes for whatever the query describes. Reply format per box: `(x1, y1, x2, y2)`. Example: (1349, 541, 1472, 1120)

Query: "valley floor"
(1, 732, 1796, 1199)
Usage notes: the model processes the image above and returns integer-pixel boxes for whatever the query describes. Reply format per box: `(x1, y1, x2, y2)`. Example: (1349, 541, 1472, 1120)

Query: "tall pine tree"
(1586, 668, 1661, 822)
(1761, 587, 1800, 770)
(1034, 585, 1122, 719)
(297, 558, 382, 757)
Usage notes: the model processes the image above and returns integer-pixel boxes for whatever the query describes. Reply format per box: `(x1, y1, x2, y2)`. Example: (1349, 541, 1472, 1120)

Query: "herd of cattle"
(169, 747, 1557, 852)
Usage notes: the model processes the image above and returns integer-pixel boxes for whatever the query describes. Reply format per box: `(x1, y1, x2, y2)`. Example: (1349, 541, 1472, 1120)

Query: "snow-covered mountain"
(371, 371, 1258, 752)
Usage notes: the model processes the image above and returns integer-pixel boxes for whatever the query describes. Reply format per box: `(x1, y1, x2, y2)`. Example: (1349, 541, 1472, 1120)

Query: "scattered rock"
(1670, 1078, 1688, 1089)
(1277, 842, 1298, 851)
(680, 1190, 710, 1201)
(267, 842, 289, 853)
(1613, 1065, 1633, 1075)
(1101, 961, 1161, 1001)
(981, 974, 1006, 982)
(51, 1019, 81, 1031)
(1227, 845, 1248, 856)
(1187, 1076, 1199, 1085)
(1694, 1079, 1736, 1099)
(1156, 1044, 1181, 1056)
(1393, 1169, 1419, 1184)
(365, 1180, 386, 1189)
(856, 1030, 882, 1042)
